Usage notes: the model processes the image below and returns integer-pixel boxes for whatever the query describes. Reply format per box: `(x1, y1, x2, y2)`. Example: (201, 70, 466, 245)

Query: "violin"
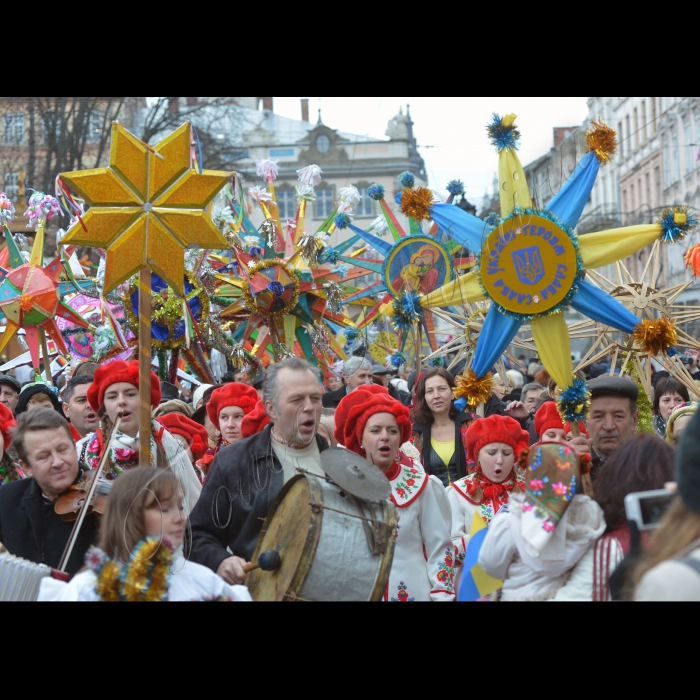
(55, 470, 113, 522)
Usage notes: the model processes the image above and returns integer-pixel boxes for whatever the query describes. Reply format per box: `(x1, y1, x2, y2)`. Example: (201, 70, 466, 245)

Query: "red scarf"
(466, 471, 521, 513)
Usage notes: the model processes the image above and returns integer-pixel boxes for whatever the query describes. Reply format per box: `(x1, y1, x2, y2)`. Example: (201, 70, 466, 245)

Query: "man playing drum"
(189, 358, 330, 586)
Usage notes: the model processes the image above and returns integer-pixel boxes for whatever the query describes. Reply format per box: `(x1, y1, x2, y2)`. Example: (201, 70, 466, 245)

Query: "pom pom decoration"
(684, 243, 700, 278)
(657, 206, 698, 243)
(369, 215, 390, 238)
(454, 370, 494, 407)
(446, 180, 465, 197)
(0, 193, 15, 225)
(390, 351, 407, 367)
(399, 187, 435, 222)
(324, 281, 343, 314)
(256, 158, 279, 182)
(367, 183, 386, 201)
(391, 290, 423, 332)
(556, 378, 591, 424)
(334, 212, 352, 230)
(248, 186, 274, 205)
(24, 192, 61, 229)
(337, 186, 361, 214)
(295, 184, 317, 203)
(267, 280, 285, 297)
(309, 323, 331, 353)
(296, 164, 323, 187)
(486, 113, 520, 152)
(585, 120, 618, 164)
(633, 317, 678, 356)
(427, 356, 445, 368)
(272, 343, 296, 360)
(398, 171, 415, 189)
(344, 324, 360, 342)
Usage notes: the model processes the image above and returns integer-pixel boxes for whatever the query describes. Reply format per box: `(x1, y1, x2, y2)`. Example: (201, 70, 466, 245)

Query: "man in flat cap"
(570, 375, 639, 480)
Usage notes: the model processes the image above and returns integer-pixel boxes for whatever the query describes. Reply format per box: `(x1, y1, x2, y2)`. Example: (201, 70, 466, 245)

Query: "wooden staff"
(39, 328, 52, 387)
(568, 420, 594, 497)
(139, 268, 152, 466)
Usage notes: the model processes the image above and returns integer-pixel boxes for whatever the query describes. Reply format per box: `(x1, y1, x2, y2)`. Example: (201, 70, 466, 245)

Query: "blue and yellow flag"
(458, 511, 503, 601)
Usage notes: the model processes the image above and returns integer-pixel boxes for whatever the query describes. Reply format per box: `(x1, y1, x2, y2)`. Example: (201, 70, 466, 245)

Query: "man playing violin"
(0, 408, 98, 575)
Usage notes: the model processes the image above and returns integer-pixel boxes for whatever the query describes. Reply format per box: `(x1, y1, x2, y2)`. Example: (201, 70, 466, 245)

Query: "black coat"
(412, 411, 475, 482)
(189, 424, 329, 572)
(322, 385, 347, 409)
(0, 477, 98, 576)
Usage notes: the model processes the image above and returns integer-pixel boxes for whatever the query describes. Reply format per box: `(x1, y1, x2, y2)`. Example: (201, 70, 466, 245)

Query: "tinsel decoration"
(657, 206, 698, 243)
(0, 193, 15, 225)
(24, 191, 61, 228)
(585, 120, 618, 164)
(157, 349, 167, 381)
(390, 351, 407, 367)
(484, 212, 500, 228)
(92, 552, 122, 603)
(628, 362, 654, 434)
(556, 378, 591, 425)
(338, 186, 361, 214)
(367, 183, 386, 201)
(296, 164, 323, 187)
(398, 171, 415, 189)
(344, 325, 360, 342)
(370, 215, 390, 238)
(684, 243, 700, 278)
(446, 180, 465, 197)
(295, 184, 317, 203)
(334, 212, 352, 230)
(633, 317, 678, 356)
(183, 346, 213, 384)
(428, 356, 446, 368)
(256, 158, 279, 182)
(299, 233, 322, 266)
(319, 247, 340, 265)
(324, 281, 343, 314)
(309, 324, 331, 353)
(268, 280, 285, 297)
(391, 291, 423, 332)
(120, 539, 173, 602)
(273, 343, 296, 360)
(259, 219, 277, 249)
(399, 187, 434, 222)
(487, 113, 520, 152)
(331, 262, 348, 278)
(454, 370, 494, 407)
(168, 348, 180, 385)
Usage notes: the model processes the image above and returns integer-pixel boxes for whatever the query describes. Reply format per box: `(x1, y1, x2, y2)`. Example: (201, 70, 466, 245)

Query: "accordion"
(0, 553, 57, 602)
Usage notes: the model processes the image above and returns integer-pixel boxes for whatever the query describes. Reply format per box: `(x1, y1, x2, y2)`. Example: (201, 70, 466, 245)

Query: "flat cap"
(0, 375, 21, 393)
(371, 364, 390, 376)
(588, 375, 639, 402)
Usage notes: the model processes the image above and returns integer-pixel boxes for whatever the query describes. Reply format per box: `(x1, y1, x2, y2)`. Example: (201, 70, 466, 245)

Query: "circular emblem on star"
(480, 211, 581, 317)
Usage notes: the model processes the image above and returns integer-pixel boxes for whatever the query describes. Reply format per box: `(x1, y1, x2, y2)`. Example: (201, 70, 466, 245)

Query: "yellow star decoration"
(60, 122, 230, 296)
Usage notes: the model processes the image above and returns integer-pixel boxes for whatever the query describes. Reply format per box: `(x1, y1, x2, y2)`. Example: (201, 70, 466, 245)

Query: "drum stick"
(242, 550, 281, 573)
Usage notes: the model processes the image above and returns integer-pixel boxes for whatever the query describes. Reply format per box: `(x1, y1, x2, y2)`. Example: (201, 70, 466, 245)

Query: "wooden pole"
(139, 268, 153, 466)
(39, 328, 52, 386)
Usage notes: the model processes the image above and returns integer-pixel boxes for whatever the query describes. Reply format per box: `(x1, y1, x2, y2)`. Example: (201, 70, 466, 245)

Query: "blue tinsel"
(392, 291, 422, 331)
(486, 113, 520, 152)
(398, 171, 415, 189)
(367, 183, 386, 201)
(428, 357, 445, 368)
(331, 263, 348, 279)
(334, 212, 352, 230)
(319, 247, 339, 265)
(390, 352, 407, 367)
(557, 378, 591, 423)
(658, 207, 698, 243)
(267, 281, 285, 297)
(484, 212, 500, 228)
(345, 326, 360, 341)
(249, 246, 263, 257)
(446, 180, 465, 196)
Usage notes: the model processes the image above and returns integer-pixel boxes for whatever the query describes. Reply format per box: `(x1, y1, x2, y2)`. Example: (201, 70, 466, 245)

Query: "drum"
(247, 473, 397, 602)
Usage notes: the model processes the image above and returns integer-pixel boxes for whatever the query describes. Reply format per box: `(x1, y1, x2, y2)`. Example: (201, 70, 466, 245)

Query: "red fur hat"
(87, 360, 161, 412)
(0, 402, 17, 450)
(157, 413, 208, 461)
(334, 384, 412, 456)
(240, 398, 271, 439)
(534, 401, 566, 437)
(465, 415, 529, 462)
(206, 382, 259, 431)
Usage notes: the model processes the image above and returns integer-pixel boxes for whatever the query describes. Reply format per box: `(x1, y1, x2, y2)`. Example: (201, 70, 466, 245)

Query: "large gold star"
(60, 122, 230, 295)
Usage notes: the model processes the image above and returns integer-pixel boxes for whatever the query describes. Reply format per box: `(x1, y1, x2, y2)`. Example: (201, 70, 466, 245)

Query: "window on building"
(685, 120, 694, 174)
(671, 128, 680, 183)
(660, 97, 667, 112)
(630, 183, 635, 213)
(663, 138, 671, 188)
(645, 172, 651, 209)
(641, 100, 647, 144)
(352, 185, 374, 218)
(651, 98, 657, 134)
(3, 114, 24, 145)
(85, 109, 104, 144)
(276, 189, 296, 220)
(622, 189, 628, 223)
(626, 115, 631, 155)
(618, 122, 624, 157)
(314, 187, 335, 219)
(3, 172, 19, 200)
(634, 108, 639, 149)
(655, 166, 661, 204)
(316, 134, 330, 154)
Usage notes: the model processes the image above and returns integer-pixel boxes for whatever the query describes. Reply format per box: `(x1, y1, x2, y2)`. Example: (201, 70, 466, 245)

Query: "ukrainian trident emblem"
(512, 246, 544, 285)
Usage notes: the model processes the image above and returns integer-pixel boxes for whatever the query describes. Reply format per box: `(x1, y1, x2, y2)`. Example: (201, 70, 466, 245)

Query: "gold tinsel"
(241, 259, 300, 319)
(454, 370, 494, 407)
(400, 187, 435, 222)
(633, 317, 678, 356)
(121, 539, 172, 602)
(95, 559, 122, 602)
(586, 120, 618, 163)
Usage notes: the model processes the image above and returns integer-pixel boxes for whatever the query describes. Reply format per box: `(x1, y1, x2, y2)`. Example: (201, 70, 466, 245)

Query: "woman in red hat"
(0, 403, 23, 485)
(335, 384, 455, 602)
(76, 360, 202, 513)
(156, 413, 209, 484)
(447, 415, 528, 589)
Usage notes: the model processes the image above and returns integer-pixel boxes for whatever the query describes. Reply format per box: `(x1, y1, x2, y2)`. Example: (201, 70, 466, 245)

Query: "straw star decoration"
(59, 122, 230, 295)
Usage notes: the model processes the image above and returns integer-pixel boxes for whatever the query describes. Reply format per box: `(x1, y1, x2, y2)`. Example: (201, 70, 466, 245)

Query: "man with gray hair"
(322, 355, 373, 409)
(190, 357, 331, 585)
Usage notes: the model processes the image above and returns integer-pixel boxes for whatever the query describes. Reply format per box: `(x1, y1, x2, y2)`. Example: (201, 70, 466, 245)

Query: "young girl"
(40, 468, 251, 602)
(76, 360, 201, 513)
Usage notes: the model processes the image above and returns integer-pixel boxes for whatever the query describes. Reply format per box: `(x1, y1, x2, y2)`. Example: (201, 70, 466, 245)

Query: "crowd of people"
(0, 346, 698, 602)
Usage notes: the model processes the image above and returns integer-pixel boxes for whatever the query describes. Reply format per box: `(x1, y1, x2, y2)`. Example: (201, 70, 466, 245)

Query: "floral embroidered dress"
(0, 461, 26, 486)
(447, 467, 526, 578)
(384, 454, 455, 602)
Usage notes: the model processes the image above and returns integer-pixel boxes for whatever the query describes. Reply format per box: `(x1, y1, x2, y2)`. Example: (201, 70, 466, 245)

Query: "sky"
(273, 97, 590, 205)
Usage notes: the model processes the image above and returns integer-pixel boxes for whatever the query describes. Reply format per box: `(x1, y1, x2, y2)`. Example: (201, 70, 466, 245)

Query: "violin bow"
(57, 413, 123, 573)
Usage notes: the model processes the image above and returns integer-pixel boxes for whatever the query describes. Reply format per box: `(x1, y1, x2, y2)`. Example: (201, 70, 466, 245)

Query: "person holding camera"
(631, 407, 700, 601)
(652, 377, 689, 439)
